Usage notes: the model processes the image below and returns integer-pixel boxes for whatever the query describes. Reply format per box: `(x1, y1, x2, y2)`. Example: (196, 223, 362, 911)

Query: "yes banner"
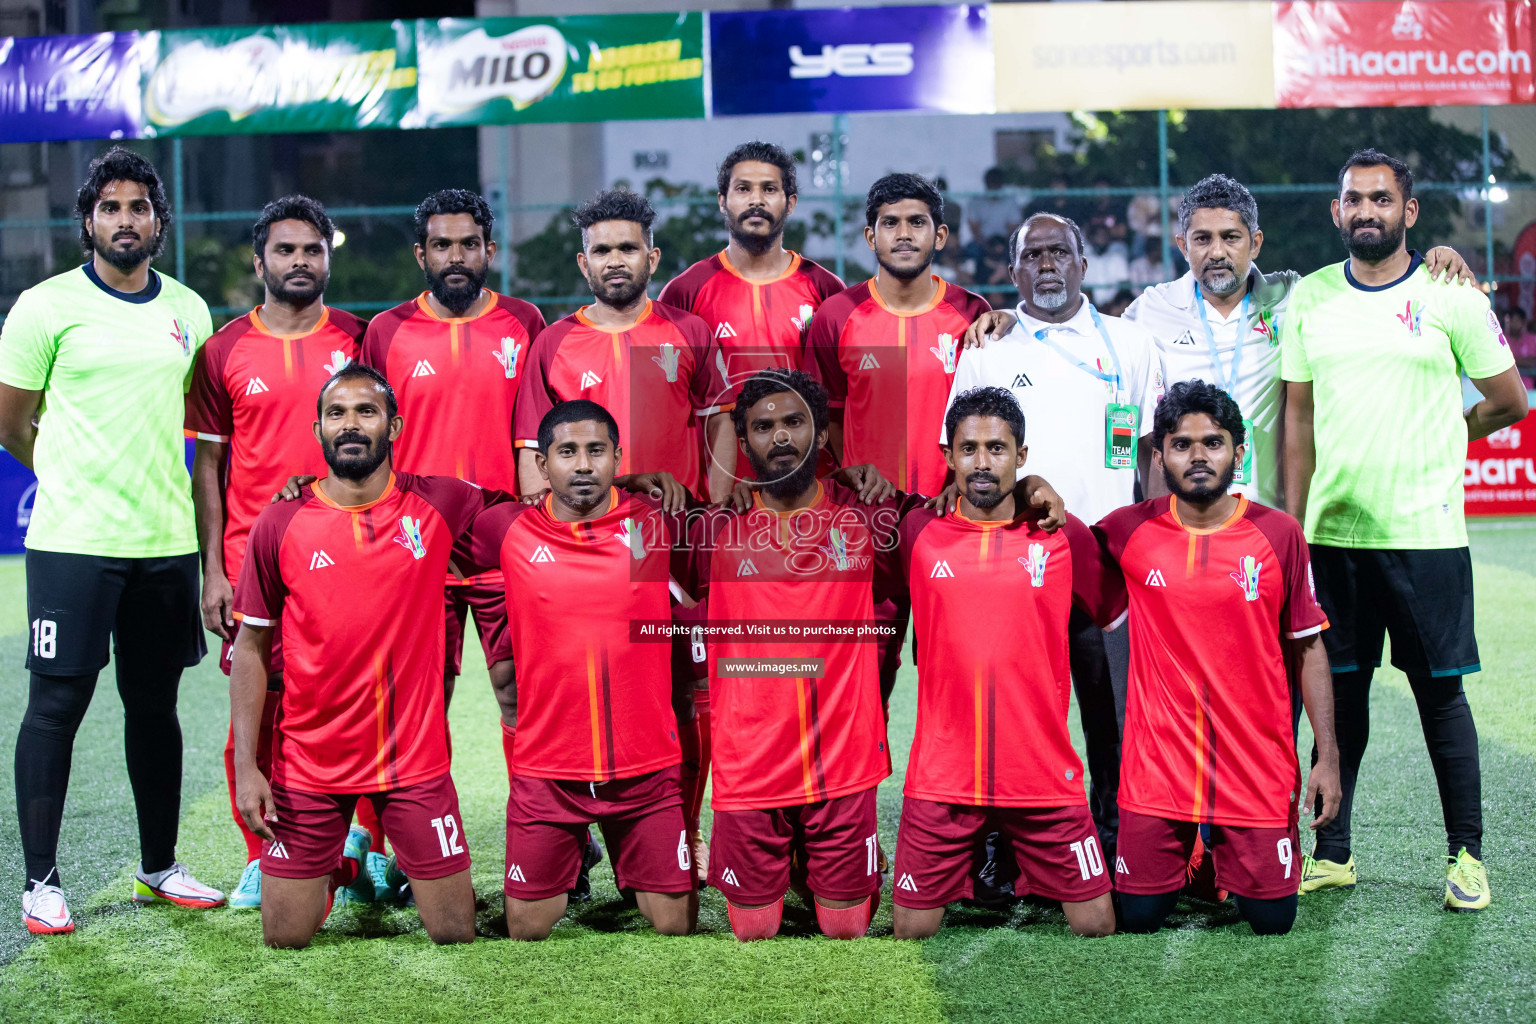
(709, 5, 993, 116)
(406, 13, 704, 128)
(1274, 1, 1535, 107)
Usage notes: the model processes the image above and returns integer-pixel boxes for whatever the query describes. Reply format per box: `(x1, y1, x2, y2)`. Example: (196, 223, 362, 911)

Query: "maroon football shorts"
(1115, 807, 1302, 900)
(444, 579, 509, 675)
(708, 786, 881, 906)
(221, 615, 284, 677)
(504, 764, 692, 900)
(892, 797, 1111, 908)
(260, 772, 471, 881)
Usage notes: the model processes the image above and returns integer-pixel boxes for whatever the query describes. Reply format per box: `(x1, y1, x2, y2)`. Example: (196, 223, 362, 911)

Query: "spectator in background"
(982, 234, 1014, 308)
(936, 177, 965, 250)
(1099, 288, 1137, 318)
(1501, 305, 1536, 388)
(1129, 238, 1175, 291)
(965, 168, 1023, 253)
(1082, 221, 1130, 303)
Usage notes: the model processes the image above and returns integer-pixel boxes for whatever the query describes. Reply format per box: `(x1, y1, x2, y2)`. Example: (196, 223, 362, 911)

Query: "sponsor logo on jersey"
(825, 527, 851, 571)
(1022, 542, 1049, 587)
(324, 350, 351, 376)
(736, 558, 759, 577)
(494, 336, 522, 379)
(169, 318, 193, 355)
(412, 359, 436, 377)
(789, 42, 914, 79)
(896, 873, 919, 892)
(1172, 330, 1198, 346)
(1307, 561, 1317, 601)
(791, 303, 815, 332)
(394, 517, 427, 560)
(1231, 555, 1262, 602)
(266, 841, 290, 860)
(1254, 310, 1277, 346)
(652, 341, 680, 382)
(579, 370, 603, 390)
(720, 867, 740, 887)
(615, 517, 646, 559)
(529, 545, 555, 564)
(1145, 568, 1168, 587)
(931, 333, 959, 374)
(1397, 299, 1424, 337)
(506, 864, 526, 883)
(308, 550, 335, 570)
(244, 377, 269, 396)
(714, 321, 738, 340)
(1115, 856, 1129, 875)
(929, 560, 954, 579)
(1011, 372, 1033, 387)
(1487, 308, 1510, 347)
(858, 352, 881, 370)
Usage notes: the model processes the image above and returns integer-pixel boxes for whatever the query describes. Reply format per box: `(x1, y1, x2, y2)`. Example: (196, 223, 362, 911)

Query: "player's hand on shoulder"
(833, 463, 894, 504)
(273, 474, 316, 503)
(962, 309, 1017, 350)
(926, 482, 961, 516)
(1425, 245, 1477, 286)
(520, 486, 550, 506)
(714, 478, 756, 514)
(617, 471, 687, 513)
(1022, 474, 1067, 532)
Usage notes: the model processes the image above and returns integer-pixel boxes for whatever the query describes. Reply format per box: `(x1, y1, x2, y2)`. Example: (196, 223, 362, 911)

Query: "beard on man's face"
(962, 470, 1010, 510)
(876, 243, 934, 283)
(92, 226, 157, 273)
(587, 265, 649, 308)
(322, 429, 390, 481)
(727, 205, 787, 255)
(1162, 458, 1235, 504)
(1341, 216, 1406, 263)
(746, 436, 821, 501)
(425, 260, 486, 316)
(263, 264, 328, 305)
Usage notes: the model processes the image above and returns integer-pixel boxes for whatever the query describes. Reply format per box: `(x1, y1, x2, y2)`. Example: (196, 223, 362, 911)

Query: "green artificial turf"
(1, 521, 1534, 1022)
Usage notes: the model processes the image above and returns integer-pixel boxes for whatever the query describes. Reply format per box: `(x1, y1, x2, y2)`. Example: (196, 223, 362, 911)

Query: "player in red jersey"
(185, 195, 365, 909)
(462, 400, 697, 939)
(361, 189, 545, 710)
(1094, 379, 1341, 936)
(658, 142, 843, 450)
(891, 387, 1115, 938)
(230, 364, 491, 948)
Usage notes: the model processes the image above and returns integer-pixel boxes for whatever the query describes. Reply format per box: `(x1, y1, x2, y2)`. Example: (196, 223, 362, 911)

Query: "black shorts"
(24, 549, 206, 676)
(1309, 545, 1478, 678)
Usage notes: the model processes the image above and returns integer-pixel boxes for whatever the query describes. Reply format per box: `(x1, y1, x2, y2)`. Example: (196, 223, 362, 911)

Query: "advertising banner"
(0, 453, 34, 556)
(0, 32, 142, 142)
(408, 13, 704, 128)
(1274, 1, 1535, 107)
(709, 5, 993, 116)
(992, 1, 1276, 111)
(138, 21, 415, 137)
(1465, 410, 1536, 516)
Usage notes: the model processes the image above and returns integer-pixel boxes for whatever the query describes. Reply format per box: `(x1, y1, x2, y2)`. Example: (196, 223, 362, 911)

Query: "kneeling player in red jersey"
(890, 387, 1115, 938)
(229, 365, 491, 948)
(459, 400, 698, 940)
(1094, 379, 1341, 936)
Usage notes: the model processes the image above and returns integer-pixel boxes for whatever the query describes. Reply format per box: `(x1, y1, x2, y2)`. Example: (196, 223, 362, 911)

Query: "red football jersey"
(897, 509, 1110, 807)
(689, 482, 915, 812)
(232, 473, 494, 793)
(514, 300, 730, 500)
(184, 306, 365, 586)
(1094, 496, 1329, 828)
(806, 277, 990, 496)
(460, 489, 686, 782)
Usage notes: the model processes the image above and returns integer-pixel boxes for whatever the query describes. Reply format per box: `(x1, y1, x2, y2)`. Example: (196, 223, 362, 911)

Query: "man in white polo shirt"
(942, 211, 1163, 865)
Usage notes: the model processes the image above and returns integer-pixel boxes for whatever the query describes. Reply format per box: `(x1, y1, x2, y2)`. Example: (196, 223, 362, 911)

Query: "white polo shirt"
(1124, 267, 1296, 509)
(943, 299, 1165, 526)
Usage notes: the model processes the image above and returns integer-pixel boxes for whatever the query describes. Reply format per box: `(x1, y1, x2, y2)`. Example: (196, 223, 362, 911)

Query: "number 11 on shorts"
(430, 814, 464, 858)
(864, 833, 879, 876)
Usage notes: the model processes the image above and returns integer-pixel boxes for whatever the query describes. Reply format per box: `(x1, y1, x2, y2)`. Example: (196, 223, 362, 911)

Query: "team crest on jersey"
(412, 359, 436, 377)
(494, 337, 522, 379)
(1011, 372, 1033, 387)
(579, 370, 603, 390)
(858, 352, 880, 370)
(652, 342, 680, 383)
(824, 527, 851, 571)
(1397, 299, 1424, 337)
(1171, 330, 1198, 347)
(1230, 556, 1262, 602)
(929, 560, 954, 579)
(791, 304, 814, 331)
(529, 545, 555, 564)
(736, 558, 759, 577)
(308, 550, 335, 570)
(324, 350, 351, 376)
(394, 516, 426, 560)
(244, 377, 269, 396)
(714, 321, 738, 340)
(615, 517, 646, 559)
(1020, 543, 1049, 587)
(1487, 309, 1509, 347)
(931, 333, 959, 374)
(1255, 309, 1278, 346)
(169, 318, 192, 355)
(1145, 568, 1168, 587)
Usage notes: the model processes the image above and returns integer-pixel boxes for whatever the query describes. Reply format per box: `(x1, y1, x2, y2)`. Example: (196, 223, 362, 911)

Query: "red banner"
(1275, 1, 1534, 107)
(1465, 410, 1536, 515)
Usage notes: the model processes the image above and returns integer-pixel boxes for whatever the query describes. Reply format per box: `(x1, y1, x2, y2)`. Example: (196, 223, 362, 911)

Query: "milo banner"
(406, 13, 704, 128)
(138, 21, 415, 136)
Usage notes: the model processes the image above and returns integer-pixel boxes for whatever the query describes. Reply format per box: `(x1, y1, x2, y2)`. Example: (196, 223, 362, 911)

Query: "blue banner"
(0, 32, 142, 142)
(708, 5, 993, 116)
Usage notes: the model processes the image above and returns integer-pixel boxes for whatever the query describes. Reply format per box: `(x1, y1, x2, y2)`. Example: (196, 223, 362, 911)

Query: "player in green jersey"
(0, 147, 224, 935)
(1283, 148, 1528, 913)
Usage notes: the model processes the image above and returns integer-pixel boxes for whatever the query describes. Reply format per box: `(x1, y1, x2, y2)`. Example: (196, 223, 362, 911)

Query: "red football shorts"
(708, 787, 881, 906)
(892, 797, 1110, 908)
(504, 764, 692, 900)
(444, 579, 510, 675)
(260, 772, 471, 881)
(1115, 808, 1302, 900)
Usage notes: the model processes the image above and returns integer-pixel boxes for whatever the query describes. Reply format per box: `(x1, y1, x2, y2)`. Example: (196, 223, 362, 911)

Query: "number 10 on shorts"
(430, 815, 464, 858)
(1069, 836, 1105, 880)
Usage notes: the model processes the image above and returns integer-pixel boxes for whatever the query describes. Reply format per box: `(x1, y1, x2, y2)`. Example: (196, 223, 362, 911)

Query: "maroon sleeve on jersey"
(895, 506, 940, 602)
(328, 307, 370, 345)
(513, 318, 572, 448)
(453, 501, 525, 578)
(657, 257, 720, 313)
(358, 300, 415, 377)
(405, 473, 511, 541)
(497, 293, 548, 342)
(1063, 513, 1121, 626)
(804, 289, 855, 409)
(1090, 504, 1159, 630)
(1248, 504, 1330, 639)
(655, 303, 730, 415)
(948, 284, 994, 326)
(232, 497, 305, 625)
(184, 317, 246, 439)
(798, 256, 847, 301)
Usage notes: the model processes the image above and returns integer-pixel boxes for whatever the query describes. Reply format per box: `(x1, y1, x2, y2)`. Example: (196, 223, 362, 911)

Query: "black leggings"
(15, 663, 185, 889)
(1119, 890, 1299, 936)
(1311, 668, 1482, 862)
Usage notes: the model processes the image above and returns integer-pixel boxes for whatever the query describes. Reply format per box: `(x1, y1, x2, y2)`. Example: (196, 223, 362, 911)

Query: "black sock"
(1311, 667, 1373, 863)
(1235, 893, 1298, 935)
(116, 655, 185, 875)
(1117, 890, 1180, 933)
(15, 671, 100, 891)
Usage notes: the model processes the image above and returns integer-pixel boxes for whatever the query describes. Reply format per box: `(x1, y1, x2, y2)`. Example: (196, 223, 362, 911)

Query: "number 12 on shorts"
(430, 814, 464, 858)
(1069, 837, 1105, 880)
